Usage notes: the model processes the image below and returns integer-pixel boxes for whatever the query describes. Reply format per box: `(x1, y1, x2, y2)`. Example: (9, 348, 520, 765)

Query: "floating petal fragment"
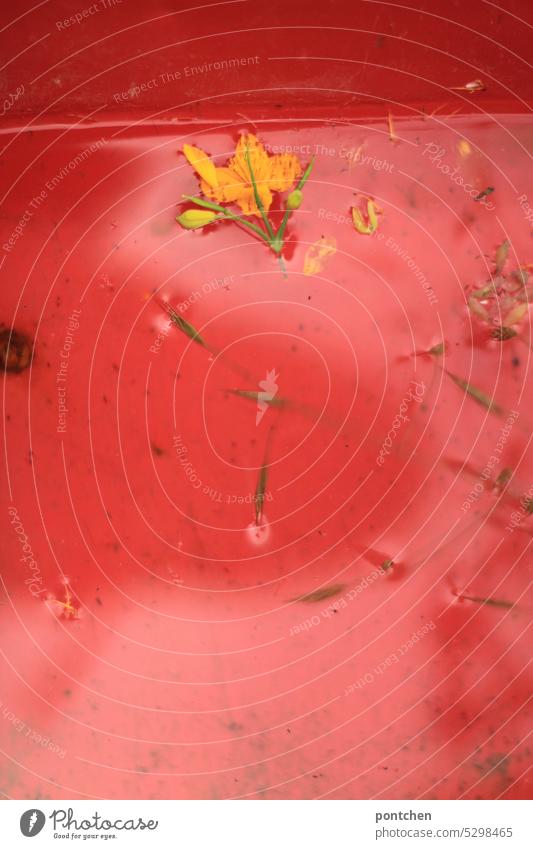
(451, 79, 485, 93)
(303, 235, 337, 275)
(351, 197, 382, 235)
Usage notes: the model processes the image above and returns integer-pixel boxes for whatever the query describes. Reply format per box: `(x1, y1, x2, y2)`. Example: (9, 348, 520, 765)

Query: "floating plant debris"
(387, 112, 399, 143)
(467, 242, 532, 339)
(503, 301, 528, 327)
(468, 296, 490, 321)
(458, 594, 514, 609)
(491, 326, 517, 341)
(0, 326, 33, 372)
(451, 79, 485, 93)
(474, 187, 494, 202)
(445, 371, 503, 416)
(177, 134, 313, 258)
(469, 284, 494, 300)
(351, 196, 382, 235)
(293, 584, 345, 603)
(495, 239, 510, 273)
(48, 584, 80, 619)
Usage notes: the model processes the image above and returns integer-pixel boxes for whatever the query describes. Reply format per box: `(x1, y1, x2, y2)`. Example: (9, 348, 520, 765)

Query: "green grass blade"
(446, 371, 504, 416)
(459, 594, 514, 609)
(292, 584, 345, 603)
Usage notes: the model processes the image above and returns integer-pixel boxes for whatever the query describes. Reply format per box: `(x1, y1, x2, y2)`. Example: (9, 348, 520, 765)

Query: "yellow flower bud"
(177, 209, 219, 230)
(287, 189, 303, 210)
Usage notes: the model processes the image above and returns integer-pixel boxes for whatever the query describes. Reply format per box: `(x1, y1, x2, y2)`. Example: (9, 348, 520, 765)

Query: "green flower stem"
(181, 195, 270, 243)
(274, 156, 315, 248)
(278, 254, 288, 278)
(245, 145, 276, 241)
(273, 208, 290, 252)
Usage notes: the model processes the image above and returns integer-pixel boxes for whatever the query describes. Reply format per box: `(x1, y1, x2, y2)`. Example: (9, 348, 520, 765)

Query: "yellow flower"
(183, 134, 302, 217)
(176, 209, 218, 229)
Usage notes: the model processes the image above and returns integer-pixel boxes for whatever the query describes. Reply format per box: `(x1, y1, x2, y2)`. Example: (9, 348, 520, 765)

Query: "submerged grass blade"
(162, 302, 208, 348)
(254, 461, 268, 525)
(428, 342, 445, 357)
(292, 584, 345, 603)
(446, 370, 504, 416)
(495, 467, 513, 488)
(459, 594, 514, 609)
(228, 388, 289, 408)
(522, 497, 533, 514)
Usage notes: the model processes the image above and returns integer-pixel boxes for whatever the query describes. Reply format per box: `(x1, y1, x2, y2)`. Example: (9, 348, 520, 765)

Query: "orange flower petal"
(230, 134, 271, 187)
(268, 154, 302, 192)
(234, 185, 274, 217)
(183, 143, 218, 188)
(201, 167, 245, 204)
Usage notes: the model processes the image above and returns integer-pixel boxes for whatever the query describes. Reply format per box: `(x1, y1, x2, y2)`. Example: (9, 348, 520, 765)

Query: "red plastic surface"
(1, 1, 532, 800)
